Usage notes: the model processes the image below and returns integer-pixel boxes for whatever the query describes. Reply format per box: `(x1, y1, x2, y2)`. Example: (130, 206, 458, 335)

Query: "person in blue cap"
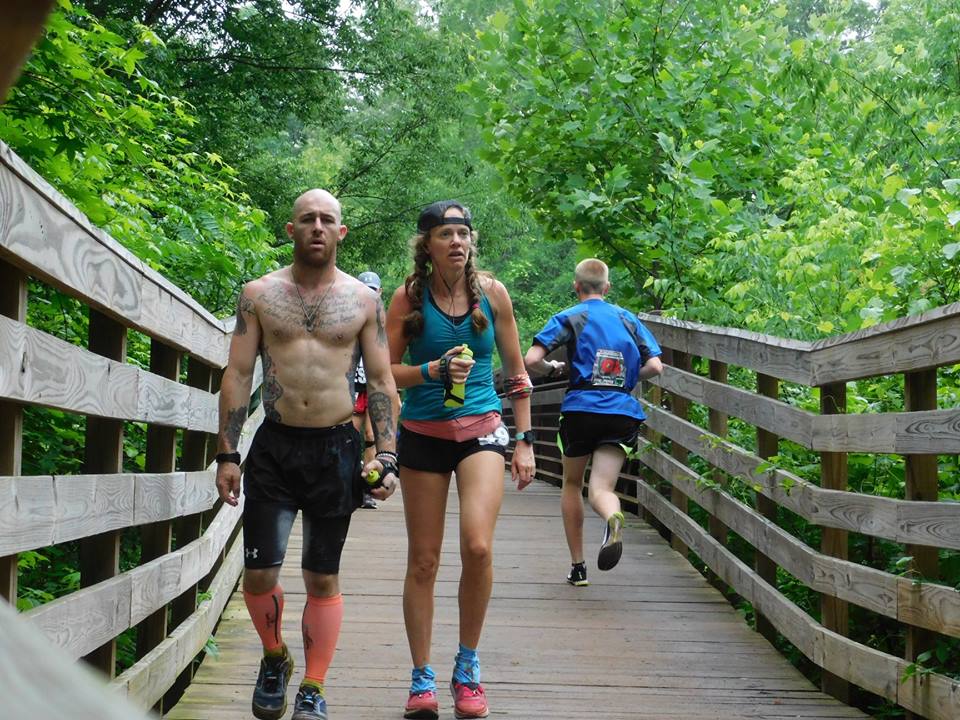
(353, 270, 384, 509)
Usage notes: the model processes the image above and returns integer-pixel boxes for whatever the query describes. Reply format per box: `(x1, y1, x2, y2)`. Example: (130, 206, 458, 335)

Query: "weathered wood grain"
(0, 471, 218, 555)
(640, 402, 960, 550)
(810, 303, 960, 384)
(651, 364, 814, 446)
(651, 364, 960, 453)
(0, 141, 228, 367)
(115, 535, 244, 710)
(637, 313, 812, 384)
(0, 258, 26, 601)
(635, 441, 960, 638)
(24, 499, 242, 659)
(638, 303, 960, 385)
(0, 600, 152, 720)
(0, 316, 219, 431)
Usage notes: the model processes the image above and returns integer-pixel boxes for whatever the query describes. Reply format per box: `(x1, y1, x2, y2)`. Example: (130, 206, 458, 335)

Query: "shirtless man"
(215, 189, 399, 720)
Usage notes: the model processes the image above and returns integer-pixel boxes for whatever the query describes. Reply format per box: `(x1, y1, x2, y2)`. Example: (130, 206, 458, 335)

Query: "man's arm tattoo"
(235, 293, 255, 336)
(222, 405, 248, 450)
(375, 299, 387, 346)
(367, 391, 395, 448)
(260, 345, 283, 422)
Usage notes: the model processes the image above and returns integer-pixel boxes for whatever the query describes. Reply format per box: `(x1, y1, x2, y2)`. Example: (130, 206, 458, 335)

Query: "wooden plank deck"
(165, 476, 867, 719)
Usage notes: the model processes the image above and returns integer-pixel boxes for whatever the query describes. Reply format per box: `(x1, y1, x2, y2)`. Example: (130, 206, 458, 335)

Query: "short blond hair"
(575, 258, 609, 294)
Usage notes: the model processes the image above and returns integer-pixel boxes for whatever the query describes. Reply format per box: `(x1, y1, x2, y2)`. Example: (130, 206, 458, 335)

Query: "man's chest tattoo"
(258, 284, 364, 337)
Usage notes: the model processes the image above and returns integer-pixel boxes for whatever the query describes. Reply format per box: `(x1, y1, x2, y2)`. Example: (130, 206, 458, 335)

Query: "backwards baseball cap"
(358, 271, 381, 290)
(417, 200, 472, 234)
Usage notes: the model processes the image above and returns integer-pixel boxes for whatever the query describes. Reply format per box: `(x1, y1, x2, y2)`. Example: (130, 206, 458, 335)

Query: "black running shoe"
(598, 512, 624, 571)
(566, 562, 589, 586)
(292, 684, 329, 720)
(252, 645, 294, 720)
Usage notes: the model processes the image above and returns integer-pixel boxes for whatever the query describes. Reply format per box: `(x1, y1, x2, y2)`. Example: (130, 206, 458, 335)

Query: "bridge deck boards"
(164, 477, 866, 719)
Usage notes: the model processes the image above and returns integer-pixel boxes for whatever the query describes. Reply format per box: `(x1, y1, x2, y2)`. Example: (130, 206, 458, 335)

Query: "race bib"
(591, 349, 626, 387)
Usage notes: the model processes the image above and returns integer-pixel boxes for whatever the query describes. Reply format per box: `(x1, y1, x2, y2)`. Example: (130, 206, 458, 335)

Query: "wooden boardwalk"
(165, 477, 867, 719)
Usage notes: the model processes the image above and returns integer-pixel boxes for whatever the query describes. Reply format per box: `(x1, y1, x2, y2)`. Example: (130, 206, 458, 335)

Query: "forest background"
(2, 0, 958, 714)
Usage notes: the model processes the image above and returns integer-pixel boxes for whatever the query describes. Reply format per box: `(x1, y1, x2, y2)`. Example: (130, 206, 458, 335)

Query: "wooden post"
(136, 341, 181, 677)
(755, 373, 780, 644)
(669, 350, 691, 557)
(80, 309, 126, 676)
(200, 368, 225, 593)
(904, 369, 938, 720)
(820, 381, 849, 702)
(708, 360, 730, 546)
(165, 358, 212, 708)
(0, 260, 27, 603)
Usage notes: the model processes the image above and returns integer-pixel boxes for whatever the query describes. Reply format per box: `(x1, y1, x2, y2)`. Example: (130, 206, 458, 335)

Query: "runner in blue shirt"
(524, 258, 662, 586)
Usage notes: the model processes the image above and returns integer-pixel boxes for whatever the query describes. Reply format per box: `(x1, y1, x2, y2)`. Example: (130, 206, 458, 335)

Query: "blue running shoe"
(252, 645, 294, 720)
(292, 684, 328, 720)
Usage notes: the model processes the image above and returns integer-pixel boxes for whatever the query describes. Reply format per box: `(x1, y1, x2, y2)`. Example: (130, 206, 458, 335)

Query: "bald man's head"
(286, 188, 347, 268)
(291, 188, 341, 224)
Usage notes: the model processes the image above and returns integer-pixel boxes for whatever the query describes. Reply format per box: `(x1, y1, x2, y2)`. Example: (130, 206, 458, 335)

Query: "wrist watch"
(514, 431, 534, 446)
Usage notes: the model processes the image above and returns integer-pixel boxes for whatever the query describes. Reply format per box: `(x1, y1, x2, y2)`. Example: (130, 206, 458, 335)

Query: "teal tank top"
(401, 286, 502, 421)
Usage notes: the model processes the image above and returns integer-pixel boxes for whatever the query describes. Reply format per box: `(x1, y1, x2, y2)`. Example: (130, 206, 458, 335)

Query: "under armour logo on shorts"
(245, 547, 259, 560)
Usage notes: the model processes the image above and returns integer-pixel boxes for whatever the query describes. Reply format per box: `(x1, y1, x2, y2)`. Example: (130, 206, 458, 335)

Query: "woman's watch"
(514, 431, 534, 446)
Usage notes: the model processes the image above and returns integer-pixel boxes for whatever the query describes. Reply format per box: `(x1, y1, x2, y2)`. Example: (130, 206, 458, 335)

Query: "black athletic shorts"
(398, 422, 509, 474)
(557, 411, 641, 458)
(242, 419, 362, 574)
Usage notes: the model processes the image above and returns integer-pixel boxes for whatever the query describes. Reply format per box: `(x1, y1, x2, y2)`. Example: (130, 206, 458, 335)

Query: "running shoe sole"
(567, 577, 590, 586)
(598, 514, 624, 571)
(597, 539, 622, 570)
(403, 709, 439, 720)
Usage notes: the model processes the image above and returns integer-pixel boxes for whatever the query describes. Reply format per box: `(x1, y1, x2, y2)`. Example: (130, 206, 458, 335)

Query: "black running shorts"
(557, 411, 641, 458)
(398, 422, 509, 474)
(242, 420, 362, 574)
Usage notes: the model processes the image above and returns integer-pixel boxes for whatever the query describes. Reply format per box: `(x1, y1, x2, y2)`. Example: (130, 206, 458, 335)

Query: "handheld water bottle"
(443, 345, 473, 408)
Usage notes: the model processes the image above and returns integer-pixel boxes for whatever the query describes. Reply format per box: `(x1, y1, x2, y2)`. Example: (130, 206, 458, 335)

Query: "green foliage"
(1, 1, 278, 313)
(466, 0, 960, 337)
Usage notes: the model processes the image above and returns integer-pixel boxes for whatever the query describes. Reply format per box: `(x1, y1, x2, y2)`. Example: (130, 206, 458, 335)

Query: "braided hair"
(402, 226, 490, 339)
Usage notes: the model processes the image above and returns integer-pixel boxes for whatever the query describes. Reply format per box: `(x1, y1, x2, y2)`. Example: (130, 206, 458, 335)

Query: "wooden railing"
(0, 140, 262, 713)
(507, 306, 960, 720)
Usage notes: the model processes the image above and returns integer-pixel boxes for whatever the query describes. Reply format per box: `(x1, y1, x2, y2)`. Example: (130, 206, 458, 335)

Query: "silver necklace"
(293, 271, 336, 332)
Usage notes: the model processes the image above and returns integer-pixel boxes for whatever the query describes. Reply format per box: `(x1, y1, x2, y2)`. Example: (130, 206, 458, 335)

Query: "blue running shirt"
(533, 299, 661, 419)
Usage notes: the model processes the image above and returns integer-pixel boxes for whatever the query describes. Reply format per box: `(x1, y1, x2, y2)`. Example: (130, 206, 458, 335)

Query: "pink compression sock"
(243, 584, 285, 653)
(301, 593, 344, 687)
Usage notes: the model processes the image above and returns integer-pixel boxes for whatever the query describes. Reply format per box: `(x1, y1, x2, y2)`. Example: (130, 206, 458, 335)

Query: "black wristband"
(376, 450, 398, 463)
(216, 452, 242, 465)
(379, 460, 399, 481)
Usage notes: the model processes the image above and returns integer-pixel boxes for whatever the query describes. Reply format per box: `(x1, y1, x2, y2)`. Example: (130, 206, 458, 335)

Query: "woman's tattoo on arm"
(260, 345, 283, 422)
(367, 391, 395, 447)
(223, 405, 248, 450)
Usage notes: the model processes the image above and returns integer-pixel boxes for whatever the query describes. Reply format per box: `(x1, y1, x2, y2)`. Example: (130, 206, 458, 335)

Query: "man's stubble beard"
(293, 239, 336, 269)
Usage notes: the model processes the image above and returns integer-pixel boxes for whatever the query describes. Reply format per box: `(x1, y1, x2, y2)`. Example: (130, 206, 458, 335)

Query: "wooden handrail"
(519, 307, 960, 719)
(0, 142, 257, 713)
